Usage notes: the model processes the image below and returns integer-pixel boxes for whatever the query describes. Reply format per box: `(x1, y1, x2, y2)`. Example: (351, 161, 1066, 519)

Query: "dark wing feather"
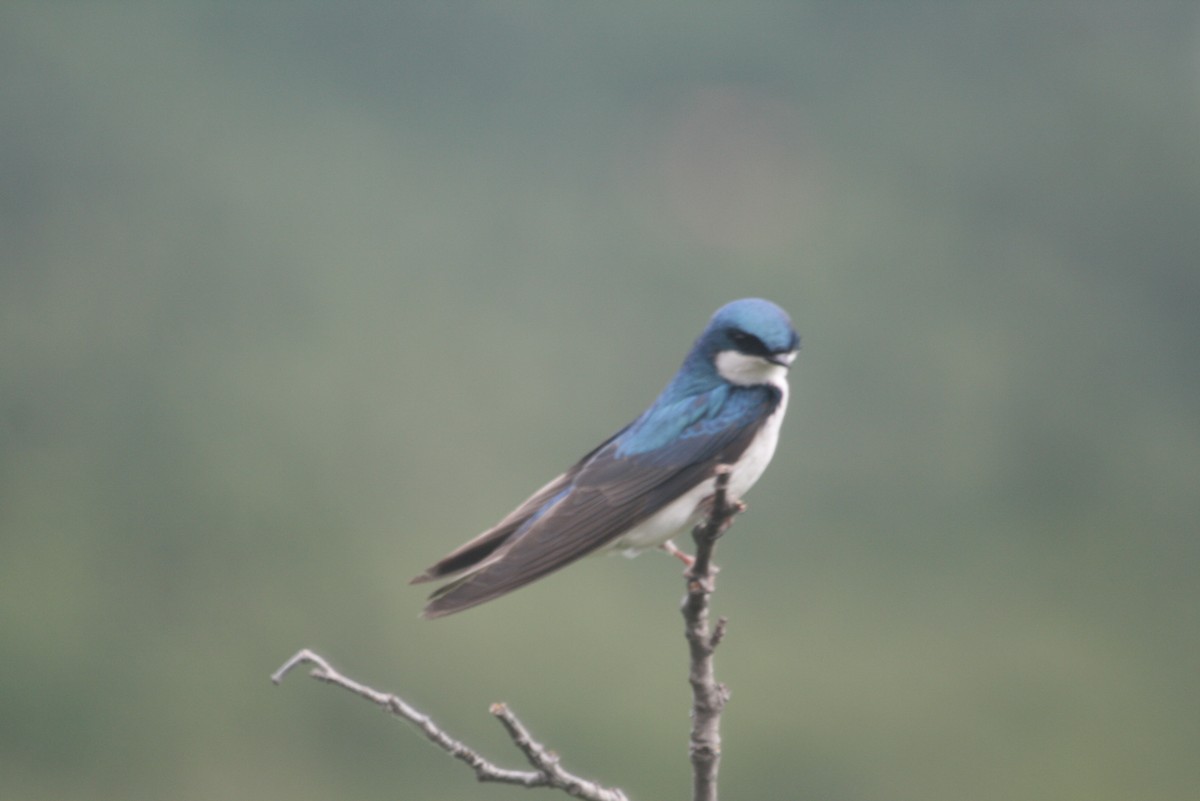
(409, 471, 574, 584)
(421, 387, 779, 618)
(409, 425, 632, 584)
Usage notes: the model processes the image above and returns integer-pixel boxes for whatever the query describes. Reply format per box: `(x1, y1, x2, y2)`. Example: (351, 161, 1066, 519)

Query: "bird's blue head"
(670, 298, 800, 395)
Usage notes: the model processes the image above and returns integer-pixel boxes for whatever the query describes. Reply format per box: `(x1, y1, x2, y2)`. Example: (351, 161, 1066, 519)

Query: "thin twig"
(272, 649, 630, 801)
(682, 464, 742, 801)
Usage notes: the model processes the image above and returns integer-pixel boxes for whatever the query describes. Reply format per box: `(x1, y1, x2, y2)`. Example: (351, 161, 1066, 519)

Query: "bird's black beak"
(766, 351, 798, 368)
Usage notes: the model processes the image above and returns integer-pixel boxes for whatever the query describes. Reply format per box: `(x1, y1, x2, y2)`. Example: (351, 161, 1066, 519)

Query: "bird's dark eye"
(728, 329, 769, 356)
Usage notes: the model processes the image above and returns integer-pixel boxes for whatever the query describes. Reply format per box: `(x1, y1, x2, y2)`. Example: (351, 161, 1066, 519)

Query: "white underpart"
(608, 349, 795, 556)
(714, 349, 795, 386)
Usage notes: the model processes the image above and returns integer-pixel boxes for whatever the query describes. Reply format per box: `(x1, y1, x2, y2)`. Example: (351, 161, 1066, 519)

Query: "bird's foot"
(660, 540, 695, 568)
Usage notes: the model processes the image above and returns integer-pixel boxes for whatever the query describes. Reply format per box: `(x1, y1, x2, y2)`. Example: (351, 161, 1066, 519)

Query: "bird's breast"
(725, 379, 789, 500)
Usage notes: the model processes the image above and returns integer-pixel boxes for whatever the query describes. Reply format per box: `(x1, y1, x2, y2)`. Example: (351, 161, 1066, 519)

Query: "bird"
(411, 298, 800, 618)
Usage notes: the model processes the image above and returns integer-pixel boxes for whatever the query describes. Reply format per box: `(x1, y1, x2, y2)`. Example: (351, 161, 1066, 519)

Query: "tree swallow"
(411, 298, 800, 618)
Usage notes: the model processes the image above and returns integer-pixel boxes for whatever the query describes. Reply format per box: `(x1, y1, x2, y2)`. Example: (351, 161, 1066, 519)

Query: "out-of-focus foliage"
(2, 4, 1198, 800)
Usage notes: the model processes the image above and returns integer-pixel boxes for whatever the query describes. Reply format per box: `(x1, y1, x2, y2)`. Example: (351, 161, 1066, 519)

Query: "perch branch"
(272, 649, 629, 801)
(682, 464, 743, 801)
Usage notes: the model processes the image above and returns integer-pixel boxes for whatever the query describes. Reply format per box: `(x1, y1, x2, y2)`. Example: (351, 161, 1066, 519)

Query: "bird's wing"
(421, 387, 780, 617)
(409, 426, 631, 584)
(409, 471, 574, 585)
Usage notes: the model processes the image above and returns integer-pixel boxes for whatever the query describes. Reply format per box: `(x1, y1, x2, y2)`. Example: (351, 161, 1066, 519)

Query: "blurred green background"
(3, 3, 1198, 800)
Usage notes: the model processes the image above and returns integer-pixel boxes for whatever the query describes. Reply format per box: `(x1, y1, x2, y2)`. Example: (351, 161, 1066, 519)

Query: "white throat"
(714, 349, 795, 387)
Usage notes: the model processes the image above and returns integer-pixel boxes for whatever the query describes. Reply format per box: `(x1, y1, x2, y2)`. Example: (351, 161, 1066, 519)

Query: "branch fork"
(272, 649, 629, 801)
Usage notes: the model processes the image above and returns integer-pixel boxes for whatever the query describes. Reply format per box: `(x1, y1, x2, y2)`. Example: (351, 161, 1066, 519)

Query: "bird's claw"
(660, 540, 696, 568)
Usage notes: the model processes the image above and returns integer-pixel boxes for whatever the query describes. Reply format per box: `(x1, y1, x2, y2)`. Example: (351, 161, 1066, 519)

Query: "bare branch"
(682, 464, 742, 801)
(272, 463, 748, 801)
(272, 649, 630, 801)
